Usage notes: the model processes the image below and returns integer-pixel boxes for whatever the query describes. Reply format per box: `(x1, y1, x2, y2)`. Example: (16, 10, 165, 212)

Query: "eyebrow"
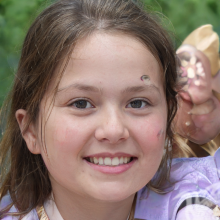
(121, 85, 160, 94)
(57, 83, 160, 94)
(58, 83, 102, 93)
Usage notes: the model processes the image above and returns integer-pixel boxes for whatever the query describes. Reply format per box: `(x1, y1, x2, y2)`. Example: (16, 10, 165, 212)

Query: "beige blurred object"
(213, 205, 220, 217)
(177, 25, 220, 157)
(182, 24, 220, 78)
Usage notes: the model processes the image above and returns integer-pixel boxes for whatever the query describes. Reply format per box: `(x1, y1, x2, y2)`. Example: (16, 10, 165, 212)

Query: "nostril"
(94, 123, 129, 144)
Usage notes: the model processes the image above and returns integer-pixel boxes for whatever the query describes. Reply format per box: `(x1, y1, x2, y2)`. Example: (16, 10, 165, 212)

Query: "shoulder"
(170, 147, 220, 184)
(134, 148, 220, 220)
(0, 194, 39, 220)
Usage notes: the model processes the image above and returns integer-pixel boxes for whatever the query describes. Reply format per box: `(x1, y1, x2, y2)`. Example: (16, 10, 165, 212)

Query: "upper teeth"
(89, 157, 131, 166)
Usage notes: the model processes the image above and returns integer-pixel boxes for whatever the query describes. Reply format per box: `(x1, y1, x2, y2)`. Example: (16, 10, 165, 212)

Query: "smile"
(85, 157, 133, 166)
(84, 153, 137, 174)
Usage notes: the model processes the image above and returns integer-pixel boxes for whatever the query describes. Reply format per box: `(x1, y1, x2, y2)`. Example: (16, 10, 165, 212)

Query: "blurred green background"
(0, 0, 220, 107)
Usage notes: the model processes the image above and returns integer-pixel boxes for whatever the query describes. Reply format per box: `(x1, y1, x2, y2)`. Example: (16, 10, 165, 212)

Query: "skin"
(16, 33, 167, 220)
(157, 129, 164, 140)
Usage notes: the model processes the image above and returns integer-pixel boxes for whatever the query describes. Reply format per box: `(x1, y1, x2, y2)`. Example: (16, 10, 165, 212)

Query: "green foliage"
(143, 0, 220, 47)
(0, 0, 220, 107)
(0, 0, 52, 106)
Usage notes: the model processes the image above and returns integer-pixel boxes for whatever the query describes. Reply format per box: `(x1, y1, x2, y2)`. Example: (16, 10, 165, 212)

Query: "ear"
(15, 109, 41, 154)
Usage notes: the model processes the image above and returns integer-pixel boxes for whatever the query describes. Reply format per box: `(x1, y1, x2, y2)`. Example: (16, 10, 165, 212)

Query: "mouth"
(84, 156, 135, 167)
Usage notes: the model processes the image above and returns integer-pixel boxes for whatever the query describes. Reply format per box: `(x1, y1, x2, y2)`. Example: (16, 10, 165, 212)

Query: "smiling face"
(33, 33, 167, 202)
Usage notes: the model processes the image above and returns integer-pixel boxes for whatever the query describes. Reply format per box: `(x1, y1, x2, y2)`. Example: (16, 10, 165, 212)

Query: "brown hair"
(0, 0, 178, 218)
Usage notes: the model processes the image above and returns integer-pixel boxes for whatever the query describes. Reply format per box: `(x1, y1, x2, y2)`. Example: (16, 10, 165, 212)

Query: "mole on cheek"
(157, 129, 164, 139)
(141, 75, 151, 85)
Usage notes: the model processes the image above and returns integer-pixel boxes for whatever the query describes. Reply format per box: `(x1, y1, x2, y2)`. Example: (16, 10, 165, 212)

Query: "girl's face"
(35, 33, 167, 201)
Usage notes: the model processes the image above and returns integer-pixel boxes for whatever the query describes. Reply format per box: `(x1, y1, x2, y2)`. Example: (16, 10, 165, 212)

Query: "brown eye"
(127, 100, 148, 108)
(72, 100, 93, 109)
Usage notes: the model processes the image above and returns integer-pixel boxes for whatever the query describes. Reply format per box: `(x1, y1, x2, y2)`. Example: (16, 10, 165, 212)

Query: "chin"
(88, 183, 136, 202)
(95, 193, 134, 203)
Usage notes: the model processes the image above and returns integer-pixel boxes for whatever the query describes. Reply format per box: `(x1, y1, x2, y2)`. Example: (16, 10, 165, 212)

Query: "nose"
(94, 107, 129, 144)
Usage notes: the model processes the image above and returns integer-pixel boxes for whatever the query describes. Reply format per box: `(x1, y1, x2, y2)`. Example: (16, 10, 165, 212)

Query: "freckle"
(157, 129, 164, 139)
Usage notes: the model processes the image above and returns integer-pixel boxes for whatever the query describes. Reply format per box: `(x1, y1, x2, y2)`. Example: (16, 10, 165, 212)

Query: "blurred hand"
(174, 45, 220, 145)
(175, 93, 220, 144)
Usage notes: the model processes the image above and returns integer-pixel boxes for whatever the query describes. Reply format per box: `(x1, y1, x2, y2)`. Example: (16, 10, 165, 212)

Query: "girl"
(0, 0, 220, 219)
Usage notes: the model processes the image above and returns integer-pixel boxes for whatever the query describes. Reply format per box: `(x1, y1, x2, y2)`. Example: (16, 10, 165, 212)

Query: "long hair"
(0, 0, 178, 218)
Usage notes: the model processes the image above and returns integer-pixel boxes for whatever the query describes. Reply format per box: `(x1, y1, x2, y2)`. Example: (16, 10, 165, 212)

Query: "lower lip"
(85, 159, 137, 174)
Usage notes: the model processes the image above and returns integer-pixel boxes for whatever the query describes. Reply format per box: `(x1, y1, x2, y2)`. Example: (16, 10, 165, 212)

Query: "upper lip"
(84, 152, 136, 158)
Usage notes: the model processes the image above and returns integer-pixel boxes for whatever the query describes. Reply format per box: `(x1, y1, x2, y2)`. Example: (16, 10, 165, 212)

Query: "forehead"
(58, 32, 164, 94)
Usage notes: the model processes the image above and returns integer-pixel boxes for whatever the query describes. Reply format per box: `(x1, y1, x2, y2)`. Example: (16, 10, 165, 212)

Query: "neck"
(51, 182, 135, 220)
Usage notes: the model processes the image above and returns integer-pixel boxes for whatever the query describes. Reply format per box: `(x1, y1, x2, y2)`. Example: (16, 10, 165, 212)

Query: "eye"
(127, 99, 149, 108)
(71, 99, 93, 109)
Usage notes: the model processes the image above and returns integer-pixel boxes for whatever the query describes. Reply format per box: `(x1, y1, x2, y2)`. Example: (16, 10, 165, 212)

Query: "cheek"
(129, 115, 166, 187)
(42, 116, 93, 180)
(135, 114, 166, 146)
(44, 115, 92, 159)
(157, 128, 165, 140)
(138, 115, 166, 169)
(133, 113, 166, 169)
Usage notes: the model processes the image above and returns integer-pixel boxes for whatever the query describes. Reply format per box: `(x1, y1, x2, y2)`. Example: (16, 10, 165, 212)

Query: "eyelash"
(69, 99, 94, 109)
(127, 99, 150, 109)
(69, 98, 150, 109)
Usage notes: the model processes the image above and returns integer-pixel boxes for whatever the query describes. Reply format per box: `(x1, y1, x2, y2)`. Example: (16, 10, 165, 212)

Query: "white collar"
(44, 195, 131, 220)
(44, 196, 64, 220)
